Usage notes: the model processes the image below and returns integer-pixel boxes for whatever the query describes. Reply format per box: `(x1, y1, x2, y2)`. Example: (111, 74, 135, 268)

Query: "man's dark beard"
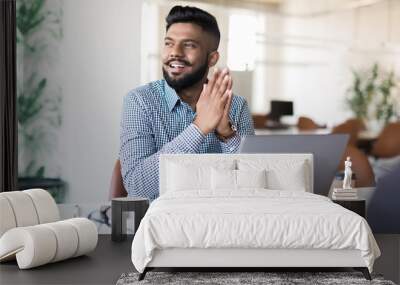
(163, 58, 208, 92)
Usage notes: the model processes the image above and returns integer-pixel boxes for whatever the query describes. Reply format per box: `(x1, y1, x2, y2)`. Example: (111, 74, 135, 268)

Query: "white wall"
(277, 0, 400, 126)
(52, 0, 143, 203)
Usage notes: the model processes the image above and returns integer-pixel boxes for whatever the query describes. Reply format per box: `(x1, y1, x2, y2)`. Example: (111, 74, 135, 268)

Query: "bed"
(131, 154, 380, 280)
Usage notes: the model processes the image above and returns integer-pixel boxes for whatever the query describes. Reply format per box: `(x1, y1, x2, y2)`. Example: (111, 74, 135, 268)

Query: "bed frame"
(137, 154, 372, 281)
(139, 248, 371, 280)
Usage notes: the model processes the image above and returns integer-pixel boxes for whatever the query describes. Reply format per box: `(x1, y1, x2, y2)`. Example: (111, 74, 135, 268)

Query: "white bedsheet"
(131, 190, 380, 273)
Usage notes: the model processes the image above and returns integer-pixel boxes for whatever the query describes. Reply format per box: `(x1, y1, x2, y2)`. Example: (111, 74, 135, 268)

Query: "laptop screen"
(239, 134, 349, 196)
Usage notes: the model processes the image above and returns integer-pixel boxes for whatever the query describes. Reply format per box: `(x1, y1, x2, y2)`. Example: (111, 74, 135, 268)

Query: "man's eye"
(184, 43, 196, 48)
(165, 42, 173, 47)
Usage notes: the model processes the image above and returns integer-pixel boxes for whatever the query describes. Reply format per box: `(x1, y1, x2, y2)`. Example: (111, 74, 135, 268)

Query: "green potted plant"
(346, 63, 399, 131)
(16, 0, 65, 203)
(375, 71, 397, 124)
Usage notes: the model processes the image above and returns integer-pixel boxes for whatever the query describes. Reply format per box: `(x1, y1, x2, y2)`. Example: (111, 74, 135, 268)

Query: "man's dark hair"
(166, 6, 220, 51)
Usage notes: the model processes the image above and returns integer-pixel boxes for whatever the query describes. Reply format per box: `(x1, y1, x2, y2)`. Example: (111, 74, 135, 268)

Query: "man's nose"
(170, 43, 184, 57)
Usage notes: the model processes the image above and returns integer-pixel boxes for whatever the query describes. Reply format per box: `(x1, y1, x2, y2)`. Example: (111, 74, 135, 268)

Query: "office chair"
(297, 116, 326, 130)
(331, 118, 365, 146)
(109, 160, 127, 199)
(251, 114, 267, 129)
(371, 122, 400, 158)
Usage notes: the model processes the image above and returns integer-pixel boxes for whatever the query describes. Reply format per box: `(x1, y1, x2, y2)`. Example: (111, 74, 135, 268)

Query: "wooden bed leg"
(138, 268, 147, 281)
(354, 267, 371, 280)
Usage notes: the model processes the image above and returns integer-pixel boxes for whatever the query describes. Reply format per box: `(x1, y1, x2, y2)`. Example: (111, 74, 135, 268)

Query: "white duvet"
(131, 190, 380, 273)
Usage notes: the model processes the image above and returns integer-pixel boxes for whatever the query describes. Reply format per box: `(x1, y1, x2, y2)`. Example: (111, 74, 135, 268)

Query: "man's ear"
(208, 51, 219, 67)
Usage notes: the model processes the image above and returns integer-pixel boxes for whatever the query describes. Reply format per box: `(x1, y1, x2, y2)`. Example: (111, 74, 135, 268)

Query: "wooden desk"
(255, 128, 379, 155)
(255, 128, 330, 135)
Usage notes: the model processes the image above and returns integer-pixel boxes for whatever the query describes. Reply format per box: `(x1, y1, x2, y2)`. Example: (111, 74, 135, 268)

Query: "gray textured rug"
(117, 272, 396, 285)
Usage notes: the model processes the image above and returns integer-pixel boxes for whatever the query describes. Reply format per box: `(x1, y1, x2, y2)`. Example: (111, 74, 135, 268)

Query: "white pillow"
(237, 169, 267, 189)
(266, 167, 306, 191)
(211, 168, 267, 190)
(211, 169, 236, 190)
(166, 160, 236, 192)
(167, 162, 210, 191)
(238, 158, 309, 192)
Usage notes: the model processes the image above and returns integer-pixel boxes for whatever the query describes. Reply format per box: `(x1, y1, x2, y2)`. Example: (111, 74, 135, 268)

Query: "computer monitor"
(239, 134, 349, 196)
(269, 100, 293, 121)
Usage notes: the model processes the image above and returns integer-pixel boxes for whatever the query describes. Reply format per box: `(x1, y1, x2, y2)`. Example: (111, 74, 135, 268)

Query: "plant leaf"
(35, 166, 45, 178)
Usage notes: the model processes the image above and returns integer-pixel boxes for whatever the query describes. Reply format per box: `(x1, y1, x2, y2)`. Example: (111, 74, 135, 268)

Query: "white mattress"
(131, 190, 380, 273)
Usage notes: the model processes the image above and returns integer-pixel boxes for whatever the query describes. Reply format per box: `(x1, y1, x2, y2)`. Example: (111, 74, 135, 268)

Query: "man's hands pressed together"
(215, 74, 234, 138)
(193, 68, 234, 138)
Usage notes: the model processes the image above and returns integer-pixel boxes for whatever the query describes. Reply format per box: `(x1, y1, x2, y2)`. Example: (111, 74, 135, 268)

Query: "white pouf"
(0, 189, 98, 269)
(0, 196, 17, 237)
(1, 191, 39, 227)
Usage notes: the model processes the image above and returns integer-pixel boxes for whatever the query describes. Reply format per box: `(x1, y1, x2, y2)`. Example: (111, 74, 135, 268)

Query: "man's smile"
(165, 60, 191, 75)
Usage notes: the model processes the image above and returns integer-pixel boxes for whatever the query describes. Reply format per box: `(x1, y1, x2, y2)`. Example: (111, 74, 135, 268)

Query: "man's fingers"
(219, 87, 230, 109)
(207, 68, 220, 96)
(201, 84, 208, 96)
(216, 74, 230, 98)
(227, 76, 233, 91)
(224, 90, 233, 115)
(210, 74, 230, 107)
(211, 68, 229, 97)
(198, 84, 208, 103)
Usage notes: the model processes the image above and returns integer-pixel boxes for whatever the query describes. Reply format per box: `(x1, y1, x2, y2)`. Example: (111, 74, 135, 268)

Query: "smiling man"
(119, 6, 255, 199)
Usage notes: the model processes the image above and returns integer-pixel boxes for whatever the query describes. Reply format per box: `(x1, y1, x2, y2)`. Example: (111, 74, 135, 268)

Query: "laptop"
(239, 134, 349, 196)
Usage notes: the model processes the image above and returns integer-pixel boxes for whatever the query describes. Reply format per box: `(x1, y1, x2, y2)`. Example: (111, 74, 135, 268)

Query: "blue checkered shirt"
(119, 79, 255, 200)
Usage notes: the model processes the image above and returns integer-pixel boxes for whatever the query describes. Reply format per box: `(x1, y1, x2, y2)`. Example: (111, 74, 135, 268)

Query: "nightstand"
(332, 199, 366, 218)
(111, 197, 149, 242)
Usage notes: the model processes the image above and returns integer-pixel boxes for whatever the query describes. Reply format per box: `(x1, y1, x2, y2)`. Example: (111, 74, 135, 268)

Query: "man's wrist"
(215, 121, 237, 142)
(192, 120, 210, 136)
(215, 127, 234, 137)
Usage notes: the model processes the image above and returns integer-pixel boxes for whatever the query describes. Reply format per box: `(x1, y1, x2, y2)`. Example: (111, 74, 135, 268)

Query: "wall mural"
(16, 0, 65, 202)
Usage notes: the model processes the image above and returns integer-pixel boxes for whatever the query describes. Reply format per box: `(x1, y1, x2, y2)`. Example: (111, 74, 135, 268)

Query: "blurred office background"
(15, 0, 400, 205)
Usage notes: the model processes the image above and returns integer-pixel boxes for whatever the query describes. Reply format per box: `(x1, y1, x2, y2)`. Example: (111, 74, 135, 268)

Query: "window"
(227, 14, 257, 71)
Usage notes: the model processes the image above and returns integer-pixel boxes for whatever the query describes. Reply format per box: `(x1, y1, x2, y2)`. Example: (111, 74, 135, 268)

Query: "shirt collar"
(164, 81, 180, 112)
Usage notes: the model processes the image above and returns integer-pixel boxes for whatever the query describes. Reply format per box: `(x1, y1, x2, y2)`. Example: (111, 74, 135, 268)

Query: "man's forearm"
(160, 123, 205, 153)
(121, 124, 205, 199)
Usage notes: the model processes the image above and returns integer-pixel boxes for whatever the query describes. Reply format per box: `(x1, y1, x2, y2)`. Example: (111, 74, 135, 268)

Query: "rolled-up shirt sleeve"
(119, 92, 205, 200)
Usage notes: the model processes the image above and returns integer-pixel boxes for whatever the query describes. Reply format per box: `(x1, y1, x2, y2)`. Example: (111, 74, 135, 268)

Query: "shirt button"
(230, 147, 234, 152)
